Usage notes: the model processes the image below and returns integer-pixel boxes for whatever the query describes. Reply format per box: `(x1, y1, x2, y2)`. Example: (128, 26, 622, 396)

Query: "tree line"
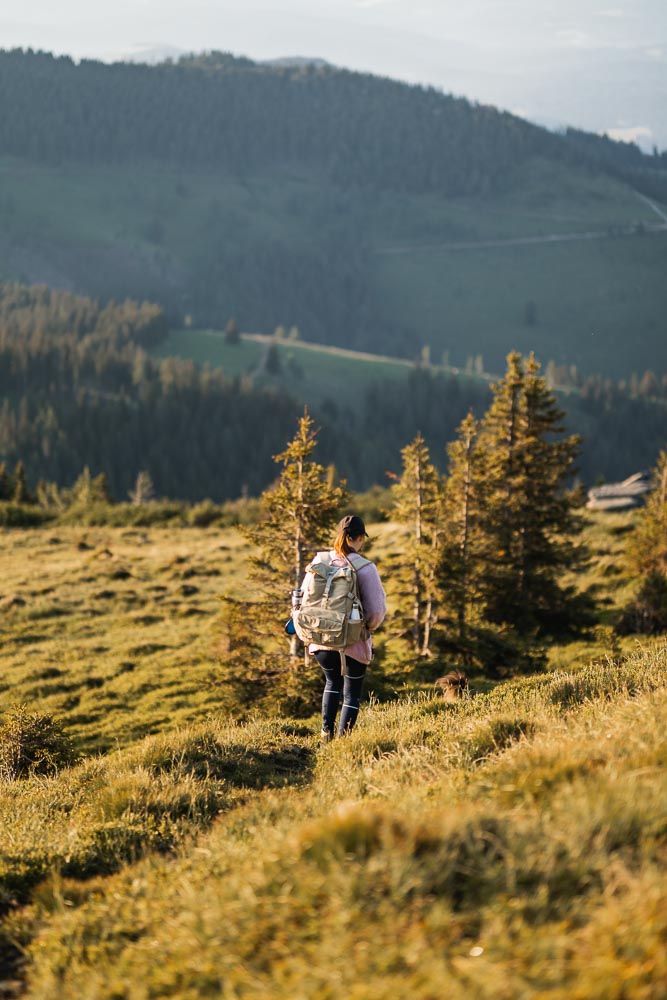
(388, 353, 587, 672)
(0, 283, 306, 500)
(231, 363, 666, 714)
(546, 360, 667, 402)
(2, 283, 667, 502)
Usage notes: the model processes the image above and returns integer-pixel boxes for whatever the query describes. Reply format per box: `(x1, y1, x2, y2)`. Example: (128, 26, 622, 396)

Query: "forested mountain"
(1, 285, 666, 502)
(0, 49, 666, 379)
(0, 49, 664, 195)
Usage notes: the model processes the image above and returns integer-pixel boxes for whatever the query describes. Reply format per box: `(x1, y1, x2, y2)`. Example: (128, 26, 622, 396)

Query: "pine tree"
(264, 343, 281, 375)
(477, 352, 584, 634)
(68, 467, 112, 506)
(13, 460, 34, 504)
(242, 409, 348, 655)
(129, 470, 155, 505)
(439, 411, 484, 655)
(91, 472, 112, 504)
(35, 479, 63, 510)
(626, 449, 667, 579)
(390, 433, 444, 656)
(0, 462, 13, 501)
(620, 449, 667, 634)
(224, 318, 240, 345)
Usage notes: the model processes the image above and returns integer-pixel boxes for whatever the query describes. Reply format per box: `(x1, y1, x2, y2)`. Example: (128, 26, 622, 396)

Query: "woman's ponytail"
(333, 530, 355, 557)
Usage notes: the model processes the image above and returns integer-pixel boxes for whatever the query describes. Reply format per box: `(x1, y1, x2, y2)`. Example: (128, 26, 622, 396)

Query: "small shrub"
(0, 705, 78, 781)
(0, 503, 53, 528)
(187, 501, 222, 527)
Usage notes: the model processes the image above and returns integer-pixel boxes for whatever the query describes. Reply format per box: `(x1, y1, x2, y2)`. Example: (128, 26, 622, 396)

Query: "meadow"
(2, 156, 665, 378)
(0, 509, 666, 997)
(154, 331, 422, 413)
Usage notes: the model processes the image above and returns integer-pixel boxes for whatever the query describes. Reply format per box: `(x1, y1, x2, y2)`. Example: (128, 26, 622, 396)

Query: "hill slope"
(0, 50, 666, 378)
(0, 519, 665, 996)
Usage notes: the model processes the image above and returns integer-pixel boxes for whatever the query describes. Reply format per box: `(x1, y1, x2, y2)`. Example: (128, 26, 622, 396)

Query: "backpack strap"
(344, 554, 372, 606)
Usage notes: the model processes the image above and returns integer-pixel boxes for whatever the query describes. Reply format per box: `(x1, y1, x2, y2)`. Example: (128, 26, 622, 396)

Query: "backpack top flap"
(306, 552, 370, 603)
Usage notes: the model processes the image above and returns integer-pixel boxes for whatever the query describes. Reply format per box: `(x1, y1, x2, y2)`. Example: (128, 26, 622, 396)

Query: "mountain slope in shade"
(0, 48, 665, 378)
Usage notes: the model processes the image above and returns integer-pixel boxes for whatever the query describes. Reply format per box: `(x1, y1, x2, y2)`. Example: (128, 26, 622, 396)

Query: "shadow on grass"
(141, 732, 317, 790)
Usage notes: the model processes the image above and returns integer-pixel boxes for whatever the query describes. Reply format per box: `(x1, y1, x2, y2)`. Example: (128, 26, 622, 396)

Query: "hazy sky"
(3, 0, 666, 149)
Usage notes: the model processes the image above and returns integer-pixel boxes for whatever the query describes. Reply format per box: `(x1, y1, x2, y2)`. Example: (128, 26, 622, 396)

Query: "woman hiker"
(307, 514, 386, 742)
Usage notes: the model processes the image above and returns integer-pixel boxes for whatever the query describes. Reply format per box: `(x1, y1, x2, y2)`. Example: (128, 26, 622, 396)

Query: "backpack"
(294, 552, 371, 660)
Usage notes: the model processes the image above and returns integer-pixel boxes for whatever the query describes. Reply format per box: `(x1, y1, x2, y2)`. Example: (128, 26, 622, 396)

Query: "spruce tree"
(390, 433, 444, 656)
(620, 449, 667, 634)
(626, 449, 667, 579)
(69, 467, 112, 506)
(439, 411, 484, 656)
(0, 462, 13, 502)
(224, 318, 240, 345)
(242, 409, 348, 653)
(477, 352, 583, 634)
(91, 472, 112, 504)
(13, 460, 34, 504)
(129, 470, 155, 506)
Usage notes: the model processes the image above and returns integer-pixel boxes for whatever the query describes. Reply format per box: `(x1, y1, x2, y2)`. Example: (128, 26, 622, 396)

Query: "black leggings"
(315, 650, 367, 737)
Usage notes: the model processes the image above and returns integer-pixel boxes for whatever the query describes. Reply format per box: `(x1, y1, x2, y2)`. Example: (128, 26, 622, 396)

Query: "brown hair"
(333, 529, 357, 557)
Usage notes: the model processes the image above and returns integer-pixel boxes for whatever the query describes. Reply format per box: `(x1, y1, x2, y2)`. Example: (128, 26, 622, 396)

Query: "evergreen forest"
(1, 283, 666, 502)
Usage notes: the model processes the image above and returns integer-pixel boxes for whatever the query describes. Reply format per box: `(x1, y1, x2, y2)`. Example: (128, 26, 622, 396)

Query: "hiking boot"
(320, 729, 333, 744)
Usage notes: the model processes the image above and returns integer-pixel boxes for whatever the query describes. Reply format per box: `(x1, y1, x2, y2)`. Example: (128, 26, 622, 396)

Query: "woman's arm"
(357, 563, 386, 631)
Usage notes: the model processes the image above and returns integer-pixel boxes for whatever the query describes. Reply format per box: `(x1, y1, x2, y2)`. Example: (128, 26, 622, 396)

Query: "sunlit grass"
(0, 525, 252, 753)
(1, 513, 665, 997)
(7, 646, 665, 999)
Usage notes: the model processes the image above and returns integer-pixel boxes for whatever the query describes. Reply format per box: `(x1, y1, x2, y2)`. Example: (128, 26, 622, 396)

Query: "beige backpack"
(294, 552, 370, 665)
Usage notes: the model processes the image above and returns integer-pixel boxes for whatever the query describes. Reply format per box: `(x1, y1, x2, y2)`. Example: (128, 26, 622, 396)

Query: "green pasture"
(368, 156, 656, 245)
(154, 330, 415, 410)
(1, 155, 648, 251)
(154, 330, 264, 378)
(375, 229, 667, 374)
(1, 156, 665, 377)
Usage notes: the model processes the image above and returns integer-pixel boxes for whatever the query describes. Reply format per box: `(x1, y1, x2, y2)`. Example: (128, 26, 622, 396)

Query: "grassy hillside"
(2, 49, 666, 378)
(154, 331, 418, 411)
(0, 511, 640, 750)
(0, 512, 665, 996)
(1, 156, 666, 380)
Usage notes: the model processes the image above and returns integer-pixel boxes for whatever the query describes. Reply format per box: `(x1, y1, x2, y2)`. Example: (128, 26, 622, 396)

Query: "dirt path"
(242, 333, 416, 370)
(375, 193, 667, 256)
(375, 222, 667, 255)
(636, 191, 667, 224)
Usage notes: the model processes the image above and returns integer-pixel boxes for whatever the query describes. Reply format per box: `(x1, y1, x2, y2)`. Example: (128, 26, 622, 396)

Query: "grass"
(154, 330, 418, 411)
(0, 525, 253, 753)
(0, 511, 647, 750)
(1, 156, 665, 378)
(4, 649, 666, 999)
(0, 512, 665, 997)
(376, 228, 667, 374)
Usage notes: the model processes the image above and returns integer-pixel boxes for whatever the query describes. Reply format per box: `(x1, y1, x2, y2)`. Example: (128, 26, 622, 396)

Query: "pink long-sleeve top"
(306, 550, 387, 665)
